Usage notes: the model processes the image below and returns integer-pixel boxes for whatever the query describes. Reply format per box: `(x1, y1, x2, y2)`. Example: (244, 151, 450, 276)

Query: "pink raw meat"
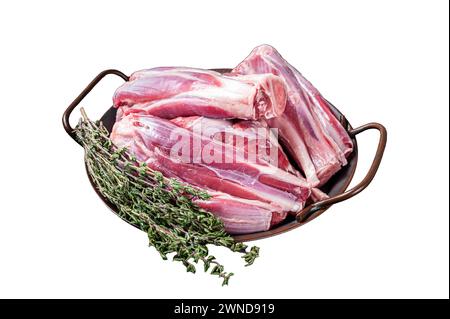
(194, 191, 286, 234)
(171, 116, 297, 175)
(113, 67, 287, 121)
(111, 114, 312, 213)
(231, 45, 353, 185)
(171, 115, 329, 208)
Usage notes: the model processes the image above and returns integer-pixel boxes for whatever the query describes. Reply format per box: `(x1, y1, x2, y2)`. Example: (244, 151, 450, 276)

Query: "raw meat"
(113, 67, 287, 121)
(171, 115, 329, 207)
(111, 114, 312, 214)
(170, 116, 297, 175)
(194, 191, 286, 234)
(231, 45, 353, 185)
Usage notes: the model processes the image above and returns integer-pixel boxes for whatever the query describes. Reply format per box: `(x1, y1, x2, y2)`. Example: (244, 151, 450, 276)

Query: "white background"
(0, 0, 448, 299)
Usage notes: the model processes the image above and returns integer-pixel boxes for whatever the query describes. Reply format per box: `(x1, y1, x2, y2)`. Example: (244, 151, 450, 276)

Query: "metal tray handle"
(62, 69, 129, 141)
(296, 122, 387, 223)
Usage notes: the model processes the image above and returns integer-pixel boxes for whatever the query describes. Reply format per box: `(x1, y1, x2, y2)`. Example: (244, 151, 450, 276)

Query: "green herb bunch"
(74, 109, 259, 285)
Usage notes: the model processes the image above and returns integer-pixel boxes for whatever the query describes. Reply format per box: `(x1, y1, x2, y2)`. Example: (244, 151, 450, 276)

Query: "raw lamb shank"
(231, 45, 353, 185)
(113, 67, 287, 121)
(111, 114, 313, 233)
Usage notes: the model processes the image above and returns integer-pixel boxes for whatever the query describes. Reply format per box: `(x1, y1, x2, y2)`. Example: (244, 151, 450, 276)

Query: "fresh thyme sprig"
(74, 109, 259, 285)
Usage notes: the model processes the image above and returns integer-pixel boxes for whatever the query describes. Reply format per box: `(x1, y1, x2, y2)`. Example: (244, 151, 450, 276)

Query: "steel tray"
(63, 69, 387, 242)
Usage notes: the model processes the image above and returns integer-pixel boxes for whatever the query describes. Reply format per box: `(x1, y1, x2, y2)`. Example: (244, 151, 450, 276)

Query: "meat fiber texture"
(113, 67, 287, 121)
(110, 114, 313, 234)
(170, 116, 328, 204)
(231, 45, 353, 186)
(170, 116, 298, 175)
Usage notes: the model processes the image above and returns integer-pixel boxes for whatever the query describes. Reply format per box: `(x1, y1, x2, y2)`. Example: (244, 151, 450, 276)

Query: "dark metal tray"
(63, 69, 387, 242)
